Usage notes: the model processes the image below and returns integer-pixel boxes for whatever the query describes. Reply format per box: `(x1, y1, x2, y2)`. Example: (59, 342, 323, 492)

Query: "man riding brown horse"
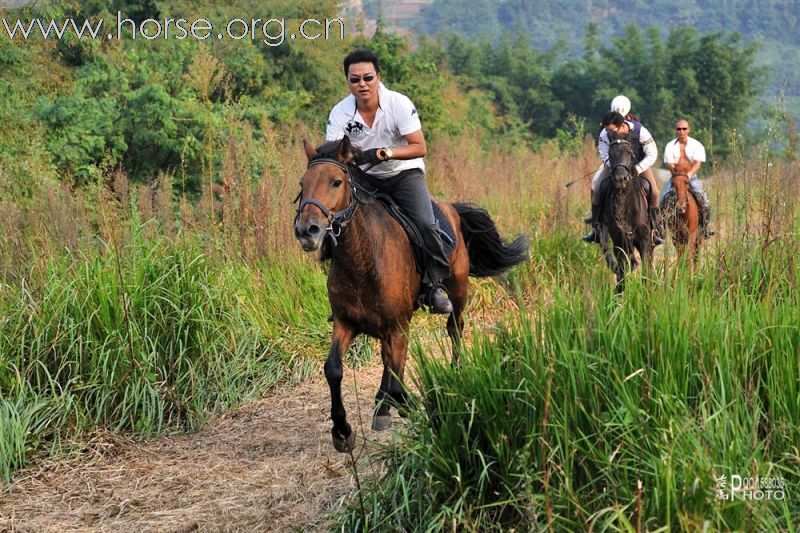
(325, 48, 452, 314)
(296, 48, 528, 451)
(660, 119, 714, 239)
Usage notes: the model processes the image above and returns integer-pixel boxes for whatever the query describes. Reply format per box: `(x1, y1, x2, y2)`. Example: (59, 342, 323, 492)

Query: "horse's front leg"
(613, 246, 630, 292)
(373, 330, 410, 431)
(636, 228, 653, 273)
(325, 321, 355, 452)
(688, 234, 699, 273)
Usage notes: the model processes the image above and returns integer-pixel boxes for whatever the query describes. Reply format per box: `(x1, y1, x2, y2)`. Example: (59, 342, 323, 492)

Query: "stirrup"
(427, 286, 453, 314)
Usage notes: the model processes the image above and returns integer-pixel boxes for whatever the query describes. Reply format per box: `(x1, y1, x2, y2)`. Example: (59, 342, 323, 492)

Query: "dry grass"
(0, 278, 518, 531)
(0, 365, 391, 532)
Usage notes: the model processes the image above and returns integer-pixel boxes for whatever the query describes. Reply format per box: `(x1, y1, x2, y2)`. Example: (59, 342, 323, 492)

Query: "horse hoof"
(332, 428, 356, 453)
(371, 415, 392, 431)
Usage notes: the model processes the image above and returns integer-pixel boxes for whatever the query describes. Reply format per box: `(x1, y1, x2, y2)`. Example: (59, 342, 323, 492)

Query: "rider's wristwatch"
(380, 148, 393, 160)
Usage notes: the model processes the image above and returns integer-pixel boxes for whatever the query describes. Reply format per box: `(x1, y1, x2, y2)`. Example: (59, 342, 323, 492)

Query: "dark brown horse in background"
(293, 137, 528, 452)
(598, 133, 653, 292)
(663, 173, 702, 268)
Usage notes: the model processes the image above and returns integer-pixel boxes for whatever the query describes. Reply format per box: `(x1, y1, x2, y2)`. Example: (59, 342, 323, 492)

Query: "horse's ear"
(337, 136, 353, 163)
(303, 140, 316, 160)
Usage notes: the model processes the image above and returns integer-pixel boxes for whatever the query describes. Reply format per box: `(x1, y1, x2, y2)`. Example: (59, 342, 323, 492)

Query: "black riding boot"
(648, 207, 665, 246)
(700, 202, 714, 238)
(417, 224, 453, 314)
(582, 204, 601, 243)
(426, 285, 453, 314)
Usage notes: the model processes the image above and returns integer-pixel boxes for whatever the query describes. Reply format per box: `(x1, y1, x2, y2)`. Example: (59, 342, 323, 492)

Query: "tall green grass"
(335, 238, 800, 531)
(0, 232, 329, 480)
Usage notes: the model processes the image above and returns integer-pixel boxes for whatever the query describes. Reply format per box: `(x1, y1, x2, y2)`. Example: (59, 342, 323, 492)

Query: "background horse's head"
(607, 133, 635, 190)
(293, 137, 357, 252)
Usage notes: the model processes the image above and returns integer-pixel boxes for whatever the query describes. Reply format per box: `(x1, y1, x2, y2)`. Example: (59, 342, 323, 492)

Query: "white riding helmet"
(610, 95, 631, 116)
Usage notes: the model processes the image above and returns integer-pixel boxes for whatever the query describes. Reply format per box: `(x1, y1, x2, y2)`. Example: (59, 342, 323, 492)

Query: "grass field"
(335, 236, 800, 530)
(1, 128, 798, 530)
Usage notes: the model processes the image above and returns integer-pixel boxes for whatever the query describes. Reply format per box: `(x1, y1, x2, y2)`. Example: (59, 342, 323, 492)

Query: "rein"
(293, 158, 360, 248)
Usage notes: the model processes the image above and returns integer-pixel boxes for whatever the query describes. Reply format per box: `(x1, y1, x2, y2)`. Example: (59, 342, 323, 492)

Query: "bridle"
(293, 157, 360, 247)
(609, 138, 634, 186)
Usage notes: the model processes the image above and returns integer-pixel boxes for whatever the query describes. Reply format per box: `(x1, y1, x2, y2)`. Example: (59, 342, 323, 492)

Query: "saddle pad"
(376, 196, 456, 274)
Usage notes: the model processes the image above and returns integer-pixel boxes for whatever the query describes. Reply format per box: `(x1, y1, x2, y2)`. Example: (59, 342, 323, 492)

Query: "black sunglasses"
(676, 127, 688, 131)
(349, 74, 376, 84)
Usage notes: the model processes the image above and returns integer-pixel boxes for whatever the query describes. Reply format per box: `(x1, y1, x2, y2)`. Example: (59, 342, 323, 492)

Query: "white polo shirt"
(663, 137, 706, 165)
(325, 82, 424, 177)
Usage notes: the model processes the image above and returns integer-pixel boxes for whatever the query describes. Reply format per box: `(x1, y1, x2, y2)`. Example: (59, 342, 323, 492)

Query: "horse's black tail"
(453, 203, 529, 277)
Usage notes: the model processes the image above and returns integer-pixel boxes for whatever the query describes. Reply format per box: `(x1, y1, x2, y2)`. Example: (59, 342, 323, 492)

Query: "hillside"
(373, 0, 799, 117)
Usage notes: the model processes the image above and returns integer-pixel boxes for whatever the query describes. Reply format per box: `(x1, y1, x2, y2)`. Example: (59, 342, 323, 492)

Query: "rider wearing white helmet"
(584, 95, 665, 245)
(610, 95, 631, 117)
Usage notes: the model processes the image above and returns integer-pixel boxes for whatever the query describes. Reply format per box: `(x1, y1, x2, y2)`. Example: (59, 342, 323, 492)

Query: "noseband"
(293, 158, 359, 247)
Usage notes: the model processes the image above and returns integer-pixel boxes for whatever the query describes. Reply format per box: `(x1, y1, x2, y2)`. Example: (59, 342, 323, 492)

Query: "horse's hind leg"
(326, 321, 355, 452)
(446, 308, 465, 367)
(373, 330, 410, 431)
(445, 271, 468, 366)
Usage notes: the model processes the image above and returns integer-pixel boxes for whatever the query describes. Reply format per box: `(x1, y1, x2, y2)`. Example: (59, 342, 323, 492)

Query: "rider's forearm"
(387, 142, 426, 160)
(689, 162, 702, 176)
(635, 140, 658, 174)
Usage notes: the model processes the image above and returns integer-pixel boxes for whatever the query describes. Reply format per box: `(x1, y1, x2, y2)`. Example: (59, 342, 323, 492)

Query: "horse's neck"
(330, 207, 379, 278)
(673, 179, 689, 207)
(610, 180, 647, 225)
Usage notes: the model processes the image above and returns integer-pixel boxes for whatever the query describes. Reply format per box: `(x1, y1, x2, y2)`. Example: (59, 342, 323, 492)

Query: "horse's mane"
(312, 139, 364, 162)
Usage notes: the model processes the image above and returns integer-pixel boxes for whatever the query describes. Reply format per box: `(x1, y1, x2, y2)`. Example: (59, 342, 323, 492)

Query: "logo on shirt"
(345, 121, 365, 137)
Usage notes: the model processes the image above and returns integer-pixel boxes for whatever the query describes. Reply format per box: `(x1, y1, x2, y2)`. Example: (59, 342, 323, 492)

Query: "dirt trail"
(0, 364, 391, 532)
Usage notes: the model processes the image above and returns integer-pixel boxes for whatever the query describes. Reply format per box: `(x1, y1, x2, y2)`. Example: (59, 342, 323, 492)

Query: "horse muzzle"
(613, 173, 631, 189)
(294, 219, 325, 252)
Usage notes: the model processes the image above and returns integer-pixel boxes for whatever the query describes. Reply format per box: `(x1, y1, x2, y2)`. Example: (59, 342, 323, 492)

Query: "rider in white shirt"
(661, 119, 714, 237)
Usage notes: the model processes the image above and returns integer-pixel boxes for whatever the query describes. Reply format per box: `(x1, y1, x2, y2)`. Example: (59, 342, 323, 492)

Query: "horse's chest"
(328, 270, 414, 334)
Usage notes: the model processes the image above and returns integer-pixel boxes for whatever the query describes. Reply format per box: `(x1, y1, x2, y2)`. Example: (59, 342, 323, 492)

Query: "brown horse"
(293, 137, 528, 452)
(663, 173, 702, 267)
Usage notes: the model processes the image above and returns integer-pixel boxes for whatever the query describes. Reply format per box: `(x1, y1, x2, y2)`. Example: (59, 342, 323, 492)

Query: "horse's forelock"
(608, 135, 632, 160)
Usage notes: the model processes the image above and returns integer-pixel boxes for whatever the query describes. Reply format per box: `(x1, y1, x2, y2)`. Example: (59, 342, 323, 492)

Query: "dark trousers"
(361, 169, 451, 285)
